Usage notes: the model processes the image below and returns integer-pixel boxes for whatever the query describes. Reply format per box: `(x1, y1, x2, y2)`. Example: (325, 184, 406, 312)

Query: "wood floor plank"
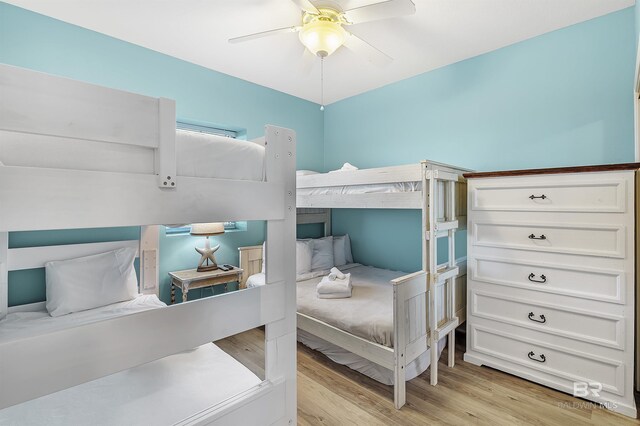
(217, 328, 639, 425)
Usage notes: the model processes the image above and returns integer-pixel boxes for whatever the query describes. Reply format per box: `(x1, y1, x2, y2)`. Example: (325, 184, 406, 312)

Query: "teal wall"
(0, 2, 324, 305)
(636, 1, 640, 41)
(1, 3, 637, 298)
(325, 8, 636, 272)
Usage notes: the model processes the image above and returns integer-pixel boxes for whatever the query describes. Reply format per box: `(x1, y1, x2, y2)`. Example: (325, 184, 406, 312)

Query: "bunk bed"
(240, 161, 469, 409)
(0, 64, 297, 425)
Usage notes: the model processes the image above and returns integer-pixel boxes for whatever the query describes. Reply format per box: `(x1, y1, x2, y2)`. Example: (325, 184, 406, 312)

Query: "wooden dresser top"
(463, 162, 640, 179)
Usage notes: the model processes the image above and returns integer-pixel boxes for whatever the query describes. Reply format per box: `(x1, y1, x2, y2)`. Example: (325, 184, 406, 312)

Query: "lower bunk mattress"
(247, 264, 445, 385)
(0, 295, 261, 425)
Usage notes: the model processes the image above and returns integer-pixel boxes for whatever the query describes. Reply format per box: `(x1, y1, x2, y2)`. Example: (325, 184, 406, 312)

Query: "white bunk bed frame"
(239, 161, 468, 409)
(0, 64, 297, 425)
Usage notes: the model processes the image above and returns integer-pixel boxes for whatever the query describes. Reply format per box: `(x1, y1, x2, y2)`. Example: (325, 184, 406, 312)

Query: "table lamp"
(190, 223, 225, 271)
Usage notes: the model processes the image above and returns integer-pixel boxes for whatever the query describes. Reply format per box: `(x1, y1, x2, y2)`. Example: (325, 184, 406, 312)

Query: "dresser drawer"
(469, 323, 625, 396)
(470, 290, 625, 349)
(471, 256, 625, 304)
(470, 174, 629, 213)
(472, 221, 625, 258)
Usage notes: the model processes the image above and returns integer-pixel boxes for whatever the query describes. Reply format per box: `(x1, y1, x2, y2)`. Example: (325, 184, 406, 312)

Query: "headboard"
(237, 209, 331, 288)
(238, 245, 263, 289)
(297, 208, 331, 237)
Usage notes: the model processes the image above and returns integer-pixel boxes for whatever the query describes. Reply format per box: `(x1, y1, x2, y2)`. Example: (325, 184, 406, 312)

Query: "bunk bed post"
(324, 209, 332, 237)
(155, 98, 177, 189)
(393, 284, 407, 409)
(263, 125, 297, 426)
(424, 163, 439, 386)
(446, 180, 456, 368)
(0, 232, 7, 321)
(140, 225, 160, 296)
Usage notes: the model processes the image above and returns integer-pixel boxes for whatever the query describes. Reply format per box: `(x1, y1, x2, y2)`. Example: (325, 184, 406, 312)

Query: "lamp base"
(197, 263, 218, 272)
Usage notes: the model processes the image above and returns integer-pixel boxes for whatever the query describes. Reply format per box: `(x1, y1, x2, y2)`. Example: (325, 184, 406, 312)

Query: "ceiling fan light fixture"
(298, 18, 346, 57)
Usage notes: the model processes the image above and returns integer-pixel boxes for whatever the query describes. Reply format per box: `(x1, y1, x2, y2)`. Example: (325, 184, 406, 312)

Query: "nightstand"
(169, 266, 243, 304)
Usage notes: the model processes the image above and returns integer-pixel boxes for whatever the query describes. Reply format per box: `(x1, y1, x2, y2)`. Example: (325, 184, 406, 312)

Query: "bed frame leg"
(430, 341, 438, 385)
(448, 331, 455, 367)
(394, 363, 406, 409)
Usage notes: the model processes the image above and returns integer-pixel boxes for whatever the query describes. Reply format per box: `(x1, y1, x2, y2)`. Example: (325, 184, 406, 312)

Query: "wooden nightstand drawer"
(169, 267, 243, 304)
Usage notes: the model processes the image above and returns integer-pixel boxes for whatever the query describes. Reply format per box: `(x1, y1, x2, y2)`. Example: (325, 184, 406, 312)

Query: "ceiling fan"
(229, 0, 417, 66)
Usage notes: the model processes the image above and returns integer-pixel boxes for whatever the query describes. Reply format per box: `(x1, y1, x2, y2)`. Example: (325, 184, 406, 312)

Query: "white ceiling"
(5, 0, 634, 104)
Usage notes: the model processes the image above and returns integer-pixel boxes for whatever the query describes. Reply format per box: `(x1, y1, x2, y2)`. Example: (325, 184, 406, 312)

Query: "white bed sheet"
(0, 343, 261, 426)
(247, 265, 447, 385)
(0, 129, 265, 181)
(0, 294, 166, 343)
(0, 294, 261, 425)
(248, 264, 410, 347)
(297, 264, 401, 348)
(297, 181, 420, 197)
(298, 329, 445, 385)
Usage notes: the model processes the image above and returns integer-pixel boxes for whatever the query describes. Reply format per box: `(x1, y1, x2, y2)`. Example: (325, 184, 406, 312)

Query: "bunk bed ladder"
(445, 179, 457, 368)
(424, 163, 461, 386)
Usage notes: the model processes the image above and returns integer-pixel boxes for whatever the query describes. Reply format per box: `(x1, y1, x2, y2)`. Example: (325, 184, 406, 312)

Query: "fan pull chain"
(320, 56, 325, 111)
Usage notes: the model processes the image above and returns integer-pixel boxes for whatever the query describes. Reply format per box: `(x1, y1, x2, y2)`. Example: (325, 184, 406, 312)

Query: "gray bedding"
(296, 264, 407, 348)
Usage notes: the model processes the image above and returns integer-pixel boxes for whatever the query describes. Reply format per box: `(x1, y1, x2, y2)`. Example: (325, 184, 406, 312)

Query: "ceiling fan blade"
(343, 0, 416, 25)
(290, 0, 319, 14)
(229, 26, 301, 44)
(343, 32, 392, 67)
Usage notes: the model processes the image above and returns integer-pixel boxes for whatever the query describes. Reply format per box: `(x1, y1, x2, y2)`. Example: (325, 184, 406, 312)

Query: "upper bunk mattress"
(0, 129, 265, 181)
(297, 181, 420, 196)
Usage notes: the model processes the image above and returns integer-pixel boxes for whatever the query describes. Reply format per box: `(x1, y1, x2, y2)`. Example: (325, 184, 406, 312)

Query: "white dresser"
(464, 164, 638, 418)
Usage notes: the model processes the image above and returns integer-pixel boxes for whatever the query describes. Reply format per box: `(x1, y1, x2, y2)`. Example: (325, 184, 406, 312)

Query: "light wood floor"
(217, 328, 639, 425)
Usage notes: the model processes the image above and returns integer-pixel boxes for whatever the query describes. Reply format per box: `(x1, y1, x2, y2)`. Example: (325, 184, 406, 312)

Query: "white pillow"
(333, 235, 354, 266)
(296, 170, 319, 176)
(311, 236, 334, 271)
(45, 247, 138, 317)
(296, 240, 313, 275)
(344, 234, 353, 263)
(262, 240, 314, 276)
(333, 236, 347, 266)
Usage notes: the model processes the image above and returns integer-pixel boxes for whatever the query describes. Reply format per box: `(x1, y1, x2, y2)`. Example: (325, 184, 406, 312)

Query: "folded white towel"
(329, 267, 346, 280)
(317, 273, 351, 294)
(317, 288, 352, 299)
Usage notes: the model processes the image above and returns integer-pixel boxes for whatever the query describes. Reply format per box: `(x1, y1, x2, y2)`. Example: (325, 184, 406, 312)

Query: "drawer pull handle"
(527, 351, 546, 363)
(528, 273, 546, 283)
(529, 194, 547, 200)
(528, 234, 546, 240)
(528, 312, 546, 323)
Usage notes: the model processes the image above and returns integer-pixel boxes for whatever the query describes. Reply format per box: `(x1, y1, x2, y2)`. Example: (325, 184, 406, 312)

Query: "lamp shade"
(299, 19, 346, 57)
(190, 222, 225, 236)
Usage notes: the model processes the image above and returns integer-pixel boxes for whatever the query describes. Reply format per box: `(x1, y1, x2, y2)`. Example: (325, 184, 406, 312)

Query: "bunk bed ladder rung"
(435, 266, 459, 283)
(435, 318, 460, 340)
(434, 220, 458, 232)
